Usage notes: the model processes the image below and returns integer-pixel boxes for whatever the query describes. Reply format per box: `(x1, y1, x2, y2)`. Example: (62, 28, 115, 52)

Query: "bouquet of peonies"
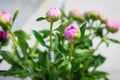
(0, 7, 120, 80)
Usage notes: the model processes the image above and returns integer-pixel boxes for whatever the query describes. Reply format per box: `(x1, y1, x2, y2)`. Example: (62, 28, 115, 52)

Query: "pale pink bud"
(106, 21, 120, 33)
(70, 9, 85, 21)
(46, 7, 61, 22)
(64, 24, 81, 42)
(0, 11, 11, 22)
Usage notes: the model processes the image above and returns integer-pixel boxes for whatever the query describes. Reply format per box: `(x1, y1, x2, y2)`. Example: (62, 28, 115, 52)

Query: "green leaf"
(73, 49, 93, 61)
(12, 10, 19, 24)
(58, 62, 71, 77)
(90, 54, 106, 69)
(32, 30, 46, 46)
(55, 19, 73, 33)
(40, 29, 50, 38)
(84, 12, 90, 21)
(91, 71, 109, 79)
(0, 51, 20, 66)
(36, 17, 46, 21)
(75, 36, 92, 48)
(54, 33, 67, 59)
(80, 23, 87, 39)
(14, 30, 30, 41)
(82, 76, 98, 80)
(73, 49, 92, 58)
(14, 30, 29, 55)
(93, 54, 106, 67)
(102, 37, 109, 47)
(108, 38, 120, 44)
(95, 27, 103, 37)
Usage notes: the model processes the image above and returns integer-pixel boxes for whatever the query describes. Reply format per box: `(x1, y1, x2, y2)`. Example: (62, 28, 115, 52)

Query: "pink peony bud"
(0, 11, 11, 22)
(0, 31, 8, 41)
(100, 16, 108, 23)
(106, 21, 120, 33)
(84, 10, 100, 20)
(70, 9, 85, 22)
(46, 7, 61, 22)
(64, 24, 81, 42)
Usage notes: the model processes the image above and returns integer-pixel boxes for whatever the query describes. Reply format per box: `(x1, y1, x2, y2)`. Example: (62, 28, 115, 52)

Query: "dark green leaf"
(36, 17, 46, 21)
(55, 19, 73, 33)
(91, 54, 106, 68)
(40, 29, 50, 38)
(12, 10, 19, 24)
(32, 30, 46, 46)
(108, 38, 120, 44)
(80, 23, 87, 39)
(95, 27, 103, 37)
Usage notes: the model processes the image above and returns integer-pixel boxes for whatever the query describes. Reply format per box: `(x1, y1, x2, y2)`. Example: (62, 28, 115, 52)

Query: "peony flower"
(0, 31, 8, 41)
(64, 24, 81, 42)
(84, 10, 100, 20)
(0, 11, 11, 22)
(106, 21, 120, 33)
(46, 7, 61, 22)
(69, 9, 85, 22)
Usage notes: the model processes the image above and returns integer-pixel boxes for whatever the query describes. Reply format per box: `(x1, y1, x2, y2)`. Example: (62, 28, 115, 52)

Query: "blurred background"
(0, 0, 120, 80)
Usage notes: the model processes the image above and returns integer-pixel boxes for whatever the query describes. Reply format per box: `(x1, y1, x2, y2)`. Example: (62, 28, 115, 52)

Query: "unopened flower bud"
(0, 31, 8, 41)
(106, 21, 120, 33)
(64, 24, 81, 42)
(69, 10, 85, 22)
(0, 11, 11, 22)
(46, 7, 61, 22)
(84, 11, 100, 20)
(100, 16, 108, 23)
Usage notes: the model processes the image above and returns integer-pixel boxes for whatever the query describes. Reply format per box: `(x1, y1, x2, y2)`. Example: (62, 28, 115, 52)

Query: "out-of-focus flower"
(100, 16, 108, 23)
(46, 7, 61, 22)
(106, 21, 120, 33)
(84, 10, 100, 20)
(0, 31, 8, 41)
(0, 11, 11, 22)
(69, 9, 85, 22)
(64, 24, 81, 42)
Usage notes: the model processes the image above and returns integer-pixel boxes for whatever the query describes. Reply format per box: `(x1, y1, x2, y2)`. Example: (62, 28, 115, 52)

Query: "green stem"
(68, 41, 74, 80)
(8, 29, 19, 47)
(94, 31, 109, 51)
(50, 22, 53, 51)
(68, 74, 71, 80)
(68, 41, 74, 62)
